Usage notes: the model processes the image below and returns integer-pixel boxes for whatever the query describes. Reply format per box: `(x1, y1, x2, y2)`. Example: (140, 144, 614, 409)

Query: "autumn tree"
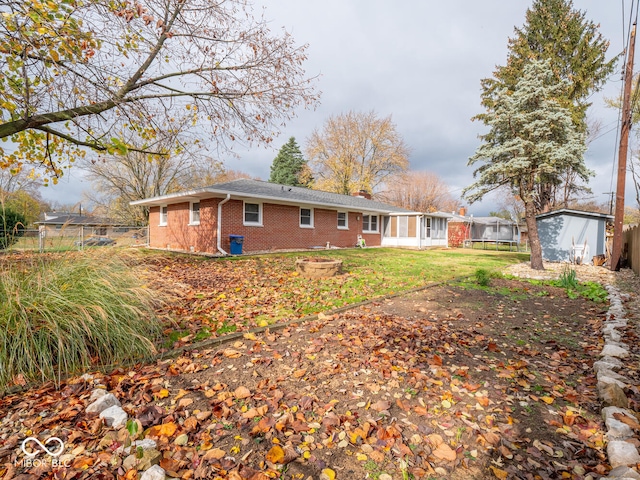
(306, 111, 409, 195)
(0, 0, 319, 183)
(479, 0, 615, 212)
(465, 60, 589, 270)
(269, 137, 311, 187)
(381, 171, 458, 213)
(0, 208, 25, 249)
(0, 169, 49, 225)
(83, 130, 225, 225)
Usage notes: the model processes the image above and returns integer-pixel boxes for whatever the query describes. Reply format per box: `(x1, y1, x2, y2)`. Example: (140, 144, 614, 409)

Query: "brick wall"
(148, 198, 218, 252)
(149, 198, 383, 253)
(220, 200, 381, 252)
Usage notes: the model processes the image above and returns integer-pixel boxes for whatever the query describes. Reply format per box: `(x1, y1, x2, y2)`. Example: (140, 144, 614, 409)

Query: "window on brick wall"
(244, 202, 262, 225)
(189, 202, 200, 225)
(363, 214, 378, 233)
(159, 206, 168, 226)
(337, 211, 348, 229)
(300, 207, 313, 228)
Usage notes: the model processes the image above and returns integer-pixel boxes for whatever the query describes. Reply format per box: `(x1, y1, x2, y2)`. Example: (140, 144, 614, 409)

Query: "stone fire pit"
(295, 258, 343, 278)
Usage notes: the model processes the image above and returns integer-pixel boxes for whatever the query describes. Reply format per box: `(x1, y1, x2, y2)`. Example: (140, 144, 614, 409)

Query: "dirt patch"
(1, 273, 638, 480)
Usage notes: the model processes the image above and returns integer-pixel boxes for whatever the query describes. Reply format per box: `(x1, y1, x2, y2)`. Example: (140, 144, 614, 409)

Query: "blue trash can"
(229, 235, 244, 255)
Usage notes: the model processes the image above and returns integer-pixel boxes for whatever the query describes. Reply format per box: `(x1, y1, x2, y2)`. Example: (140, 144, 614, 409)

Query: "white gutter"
(217, 194, 231, 255)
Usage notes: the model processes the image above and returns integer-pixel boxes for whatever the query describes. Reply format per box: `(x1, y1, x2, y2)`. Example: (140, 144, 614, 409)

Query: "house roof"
(131, 179, 428, 215)
(535, 209, 613, 221)
(448, 214, 518, 226)
(35, 215, 120, 226)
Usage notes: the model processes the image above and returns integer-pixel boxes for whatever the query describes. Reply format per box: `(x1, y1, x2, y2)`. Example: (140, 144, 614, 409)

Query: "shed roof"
(535, 209, 613, 221)
(35, 215, 120, 226)
(131, 179, 421, 214)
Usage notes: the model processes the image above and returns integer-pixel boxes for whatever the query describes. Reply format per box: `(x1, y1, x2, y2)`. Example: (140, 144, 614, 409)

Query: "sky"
(41, 0, 636, 216)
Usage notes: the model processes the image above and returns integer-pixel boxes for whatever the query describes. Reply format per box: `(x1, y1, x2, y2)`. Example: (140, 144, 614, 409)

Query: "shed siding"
(537, 214, 607, 262)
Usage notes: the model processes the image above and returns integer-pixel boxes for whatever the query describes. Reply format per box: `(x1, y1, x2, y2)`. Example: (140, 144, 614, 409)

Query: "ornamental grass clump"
(0, 252, 162, 389)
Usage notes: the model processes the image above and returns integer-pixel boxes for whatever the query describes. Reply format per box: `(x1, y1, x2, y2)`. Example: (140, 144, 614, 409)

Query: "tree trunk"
(524, 199, 544, 270)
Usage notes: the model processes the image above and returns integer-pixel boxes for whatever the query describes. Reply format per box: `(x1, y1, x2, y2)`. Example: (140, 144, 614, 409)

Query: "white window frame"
(159, 205, 168, 226)
(299, 207, 314, 228)
(337, 211, 348, 230)
(189, 201, 200, 225)
(243, 201, 263, 226)
(362, 214, 379, 233)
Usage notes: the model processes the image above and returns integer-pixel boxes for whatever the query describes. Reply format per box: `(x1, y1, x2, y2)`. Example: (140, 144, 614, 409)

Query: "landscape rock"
(600, 344, 630, 359)
(604, 330, 623, 343)
(603, 417, 635, 440)
(87, 392, 121, 414)
(89, 388, 108, 402)
(140, 465, 166, 480)
(599, 383, 630, 409)
(608, 440, 640, 468)
(598, 374, 627, 390)
(99, 405, 128, 428)
(116, 438, 158, 455)
(123, 448, 162, 471)
(594, 358, 624, 371)
(604, 465, 640, 480)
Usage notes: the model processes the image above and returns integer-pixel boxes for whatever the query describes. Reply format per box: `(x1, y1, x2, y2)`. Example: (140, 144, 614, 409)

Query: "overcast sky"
(43, 1, 635, 216)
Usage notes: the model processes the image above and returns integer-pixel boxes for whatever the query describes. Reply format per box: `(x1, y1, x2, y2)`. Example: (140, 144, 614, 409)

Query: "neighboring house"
(35, 213, 142, 245)
(35, 213, 126, 237)
(536, 209, 613, 263)
(448, 209, 520, 248)
(130, 179, 451, 255)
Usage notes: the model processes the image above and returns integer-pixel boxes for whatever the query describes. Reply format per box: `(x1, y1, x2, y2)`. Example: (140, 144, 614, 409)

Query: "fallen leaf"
(370, 400, 391, 412)
(490, 466, 508, 479)
(203, 448, 226, 461)
(432, 442, 457, 461)
(223, 349, 242, 358)
(234, 386, 251, 399)
(266, 445, 285, 464)
(147, 422, 178, 438)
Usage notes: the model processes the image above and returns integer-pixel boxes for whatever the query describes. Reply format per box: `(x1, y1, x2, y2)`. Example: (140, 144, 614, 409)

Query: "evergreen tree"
(477, 0, 615, 212)
(465, 60, 589, 270)
(0, 208, 26, 250)
(481, 0, 615, 127)
(269, 137, 311, 186)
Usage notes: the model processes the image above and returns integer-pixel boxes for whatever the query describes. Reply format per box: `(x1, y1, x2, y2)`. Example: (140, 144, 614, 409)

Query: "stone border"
(599, 286, 640, 480)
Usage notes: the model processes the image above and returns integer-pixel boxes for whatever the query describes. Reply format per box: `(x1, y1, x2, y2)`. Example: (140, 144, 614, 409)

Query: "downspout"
(418, 215, 423, 249)
(216, 194, 231, 255)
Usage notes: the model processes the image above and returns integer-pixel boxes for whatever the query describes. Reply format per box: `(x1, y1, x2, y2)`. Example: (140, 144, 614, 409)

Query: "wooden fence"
(625, 225, 640, 275)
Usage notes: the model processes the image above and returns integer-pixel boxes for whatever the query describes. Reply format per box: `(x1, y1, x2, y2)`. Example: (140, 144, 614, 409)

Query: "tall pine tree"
(465, 60, 589, 270)
(269, 137, 311, 187)
(477, 0, 615, 212)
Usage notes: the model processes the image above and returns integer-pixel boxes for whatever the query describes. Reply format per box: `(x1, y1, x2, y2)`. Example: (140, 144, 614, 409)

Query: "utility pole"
(610, 22, 636, 271)
(604, 192, 615, 215)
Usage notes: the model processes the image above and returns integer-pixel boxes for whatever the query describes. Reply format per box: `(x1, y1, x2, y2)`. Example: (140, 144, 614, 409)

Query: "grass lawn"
(138, 247, 530, 346)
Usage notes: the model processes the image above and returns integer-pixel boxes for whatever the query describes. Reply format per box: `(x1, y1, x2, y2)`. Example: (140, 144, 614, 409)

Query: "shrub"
(558, 266, 579, 289)
(474, 268, 491, 287)
(0, 252, 162, 389)
(0, 208, 26, 250)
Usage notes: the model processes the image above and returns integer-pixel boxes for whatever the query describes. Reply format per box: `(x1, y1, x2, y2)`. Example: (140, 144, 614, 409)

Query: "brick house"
(131, 179, 450, 254)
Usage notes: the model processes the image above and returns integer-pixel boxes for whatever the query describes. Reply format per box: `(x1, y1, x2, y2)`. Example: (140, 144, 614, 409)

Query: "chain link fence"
(11, 225, 148, 252)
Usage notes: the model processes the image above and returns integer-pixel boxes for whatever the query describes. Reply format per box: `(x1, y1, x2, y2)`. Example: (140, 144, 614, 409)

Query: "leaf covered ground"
(1, 253, 639, 480)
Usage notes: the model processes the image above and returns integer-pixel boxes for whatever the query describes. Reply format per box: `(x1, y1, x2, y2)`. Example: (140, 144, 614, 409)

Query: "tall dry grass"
(0, 251, 162, 389)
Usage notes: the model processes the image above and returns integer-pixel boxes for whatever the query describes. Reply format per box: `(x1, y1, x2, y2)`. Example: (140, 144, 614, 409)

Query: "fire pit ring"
(295, 258, 343, 278)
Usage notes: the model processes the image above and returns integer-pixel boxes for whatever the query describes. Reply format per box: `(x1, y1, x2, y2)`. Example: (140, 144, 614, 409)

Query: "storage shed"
(536, 209, 612, 263)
